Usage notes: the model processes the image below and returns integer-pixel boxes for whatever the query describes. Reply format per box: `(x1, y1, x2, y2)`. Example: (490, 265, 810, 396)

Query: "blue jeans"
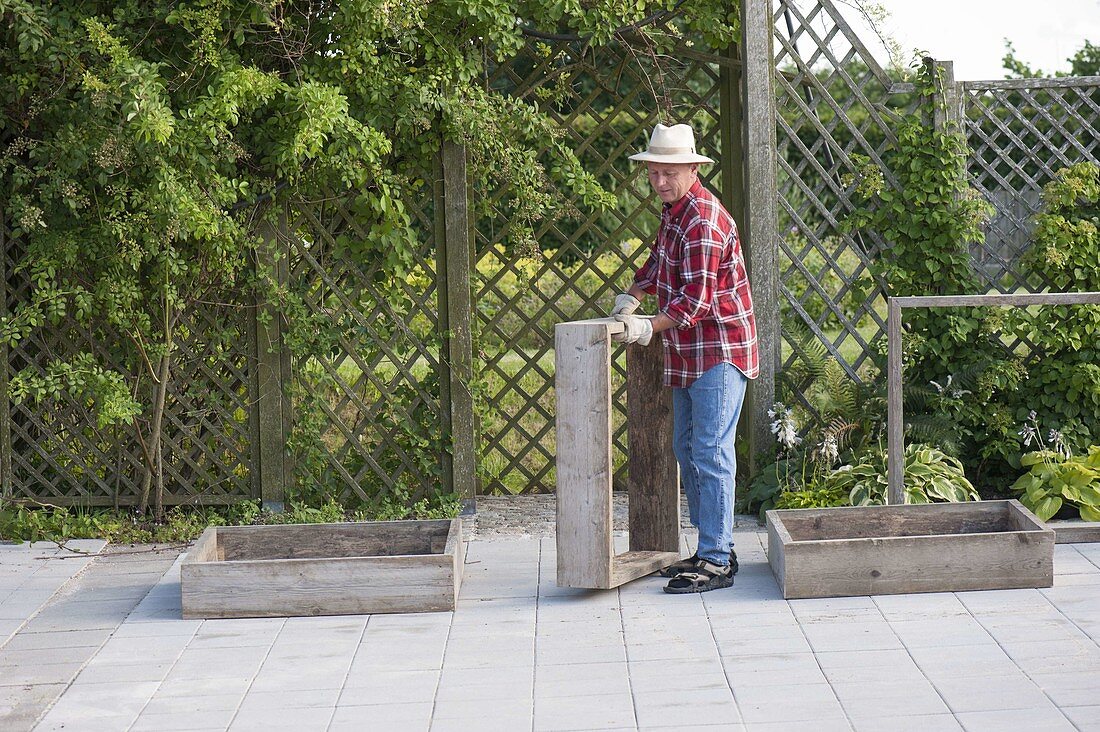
(671, 363, 748, 566)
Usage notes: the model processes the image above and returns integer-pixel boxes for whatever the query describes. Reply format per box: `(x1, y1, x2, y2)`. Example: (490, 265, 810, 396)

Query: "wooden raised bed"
(181, 519, 463, 618)
(766, 500, 1054, 599)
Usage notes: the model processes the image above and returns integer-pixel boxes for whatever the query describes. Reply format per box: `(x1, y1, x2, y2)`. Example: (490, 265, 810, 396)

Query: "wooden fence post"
(0, 213, 10, 499)
(720, 42, 756, 472)
(253, 212, 291, 512)
(741, 0, 781, 471)
(436, 140, 477, 513)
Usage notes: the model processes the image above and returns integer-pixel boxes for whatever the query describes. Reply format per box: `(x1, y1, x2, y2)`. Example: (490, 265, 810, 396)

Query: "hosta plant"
(1011, 447, 1100, 522)
(830, 444, 980, 506)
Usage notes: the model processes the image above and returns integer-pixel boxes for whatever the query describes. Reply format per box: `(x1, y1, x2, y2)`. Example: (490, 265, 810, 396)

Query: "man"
(611, 123, 759, 594)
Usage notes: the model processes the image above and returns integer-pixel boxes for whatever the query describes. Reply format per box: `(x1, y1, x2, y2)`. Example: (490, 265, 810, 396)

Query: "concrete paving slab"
(733, 682, 844, 724)
(534, 691, 637, 731)
(633, 687, 740, 728)
(851, 713, 963, 731)
(954, 705, 1076, 731)
(328, 701, 432, 731)
(10, 528, 1100, 732)
(1062, 705, 1100, 732)
(228, 703, 334, 731)
(831, 678, 951, 718)
(930, 673, 1054, 713)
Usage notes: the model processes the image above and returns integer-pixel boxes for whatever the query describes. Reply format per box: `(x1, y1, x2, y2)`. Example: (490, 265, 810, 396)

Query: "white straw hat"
(628, 123, 715, 164)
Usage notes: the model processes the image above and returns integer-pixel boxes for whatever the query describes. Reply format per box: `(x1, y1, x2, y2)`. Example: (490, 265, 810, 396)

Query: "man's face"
(647, 163, 698, 204)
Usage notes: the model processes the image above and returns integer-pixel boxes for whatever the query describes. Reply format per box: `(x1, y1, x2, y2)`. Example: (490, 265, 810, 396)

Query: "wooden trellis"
(2, 0, 1098, 507)
(961, 76, 1100, 292)
(773, 0, 916, 392)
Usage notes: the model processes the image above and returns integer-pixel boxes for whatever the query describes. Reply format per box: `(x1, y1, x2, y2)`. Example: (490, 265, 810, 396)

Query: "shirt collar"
(662, 178, 704, 221)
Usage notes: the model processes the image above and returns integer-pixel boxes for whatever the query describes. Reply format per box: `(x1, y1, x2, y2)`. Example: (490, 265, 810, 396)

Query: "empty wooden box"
(181, 519, 464, 618)
(766, 500, 1054, 599)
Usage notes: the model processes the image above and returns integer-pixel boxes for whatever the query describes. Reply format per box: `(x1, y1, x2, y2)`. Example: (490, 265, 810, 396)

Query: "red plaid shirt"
(634, 179, 759, 387)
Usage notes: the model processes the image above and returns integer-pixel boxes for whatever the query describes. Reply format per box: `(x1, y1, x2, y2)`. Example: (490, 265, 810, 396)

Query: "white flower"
(815, 435, 839, 464)
(1018, 424, 1037, 447)
(769, 405, 801, 449)
(1048, 429, 1071, 459)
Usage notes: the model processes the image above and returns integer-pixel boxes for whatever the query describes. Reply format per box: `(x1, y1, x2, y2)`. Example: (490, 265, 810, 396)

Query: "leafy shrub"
(774, 486, 850, 510)
(833, 444, 980, 506)
(1012, 446, 1100, 522)
(0, 490, 460, 545)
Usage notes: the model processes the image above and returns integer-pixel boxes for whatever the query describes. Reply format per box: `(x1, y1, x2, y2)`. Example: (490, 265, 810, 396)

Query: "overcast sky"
(832, 0, 1099, 80)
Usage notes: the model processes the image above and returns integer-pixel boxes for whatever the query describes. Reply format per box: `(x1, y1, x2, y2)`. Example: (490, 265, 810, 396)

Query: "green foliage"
(833, 444, 980, 506)
(737, 348, 884, 518)
(1012, 446, 1100, 522)
(844, 60, 1005, 475)
(0, 490, 460, 544)
(773, 485, 850, 510)
(1025, 162, 1100, 291)
(1, 1, 741, 512)
(840, 57, 1100, 491)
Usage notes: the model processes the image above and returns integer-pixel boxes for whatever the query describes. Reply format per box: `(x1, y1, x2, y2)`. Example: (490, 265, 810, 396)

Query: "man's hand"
(610, 293, 640, 317)
(613, 314, 653, 346)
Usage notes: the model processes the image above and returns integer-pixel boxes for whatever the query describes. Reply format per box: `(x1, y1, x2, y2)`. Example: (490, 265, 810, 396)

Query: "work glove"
(610, 293, 640, 317)
(613, 313, 653, 346)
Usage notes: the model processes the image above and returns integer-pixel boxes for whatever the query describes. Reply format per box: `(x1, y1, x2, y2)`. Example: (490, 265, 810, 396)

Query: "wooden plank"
(181, 554, 457, 618)
(964, 76, 1100, 91)
(896, 293, 1100, 308)
(189, 526, 220, 563)
(213, 520, 452, 561)
(610, 551, 682, 587)
(434, 149, 453, 500)
(765, 511, 791, 594)
(933, 61, 957, 131)
(775, 501, 1019, 541)
(555, 320, 614, 588)
(626, 340, 679, 554)
(886, 298, 903, 504)
(1049, 520, 1100, 545)
(440, 140, 477, 511)
(1007, 499, 1049, 533)
(720, 42, 745, 225)
(741, 0, 780, 472)
(442, 518, 464, 605)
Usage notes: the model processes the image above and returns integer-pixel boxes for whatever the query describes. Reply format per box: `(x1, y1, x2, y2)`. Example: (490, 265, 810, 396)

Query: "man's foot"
(659, 549, 738, 578)
(663, 559, 734, 594)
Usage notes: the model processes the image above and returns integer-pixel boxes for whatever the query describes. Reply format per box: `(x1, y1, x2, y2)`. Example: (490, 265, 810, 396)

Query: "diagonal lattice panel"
(962, 78, 1100, 292)
(773, 0, 916, 425)
(476, 31, 730, 494)
(282, 193, 443, 508)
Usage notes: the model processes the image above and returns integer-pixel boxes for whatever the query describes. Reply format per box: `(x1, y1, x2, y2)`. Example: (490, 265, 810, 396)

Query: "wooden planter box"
(181, 519, 463, 618)
(766, 500, 1054, 600)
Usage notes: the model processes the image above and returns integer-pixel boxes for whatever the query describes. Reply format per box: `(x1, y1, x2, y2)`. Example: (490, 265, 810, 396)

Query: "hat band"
(647, 145, 696, 155)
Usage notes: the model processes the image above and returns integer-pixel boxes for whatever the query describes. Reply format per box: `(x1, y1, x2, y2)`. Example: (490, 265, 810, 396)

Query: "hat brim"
(628, 151, 715, 164)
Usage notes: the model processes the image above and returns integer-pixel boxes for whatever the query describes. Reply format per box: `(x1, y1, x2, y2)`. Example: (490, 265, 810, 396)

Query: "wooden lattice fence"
(2, 0, 1098, 507)
(961, 76, 1100, 291)
(773, 0, 916, 393)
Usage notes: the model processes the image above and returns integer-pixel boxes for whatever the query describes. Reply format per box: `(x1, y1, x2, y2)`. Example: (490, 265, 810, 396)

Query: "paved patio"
(2, 521, 1100, 731)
